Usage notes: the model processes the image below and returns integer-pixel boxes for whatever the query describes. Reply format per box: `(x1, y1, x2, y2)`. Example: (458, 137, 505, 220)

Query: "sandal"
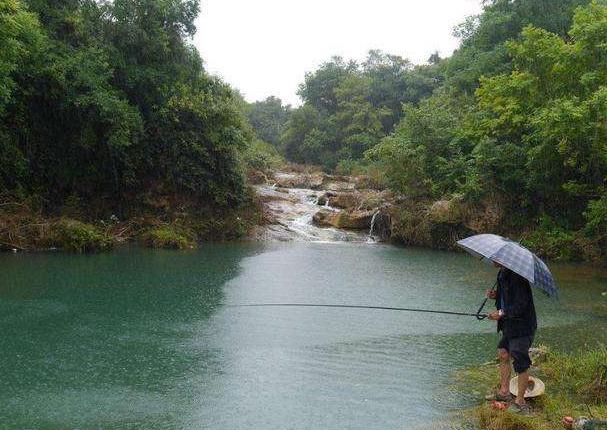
(507, 402, 532, 415)
(484, 391, 513, 401)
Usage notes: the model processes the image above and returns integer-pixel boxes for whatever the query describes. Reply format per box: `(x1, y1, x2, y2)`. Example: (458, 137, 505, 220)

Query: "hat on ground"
(509, 375, 545, 398)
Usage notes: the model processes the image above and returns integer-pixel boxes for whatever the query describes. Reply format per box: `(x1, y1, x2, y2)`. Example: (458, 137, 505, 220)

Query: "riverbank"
(3, 163, 606, 263)
(456, 347, 607, 430)
(0, 191, 263, 252)
(249, 165, 604, 263)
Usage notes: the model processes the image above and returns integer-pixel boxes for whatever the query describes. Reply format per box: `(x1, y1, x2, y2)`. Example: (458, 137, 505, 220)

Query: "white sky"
(194, 0, 483, 106)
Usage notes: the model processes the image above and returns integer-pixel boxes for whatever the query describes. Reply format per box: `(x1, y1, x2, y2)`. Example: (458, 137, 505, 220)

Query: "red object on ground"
(491, 400, 508, 411)
(563, 416, 574, 428)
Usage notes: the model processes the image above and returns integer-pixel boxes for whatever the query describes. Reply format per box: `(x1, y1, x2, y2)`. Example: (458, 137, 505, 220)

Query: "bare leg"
(498, 348, 511, 396)
(516, 370, 529, 405)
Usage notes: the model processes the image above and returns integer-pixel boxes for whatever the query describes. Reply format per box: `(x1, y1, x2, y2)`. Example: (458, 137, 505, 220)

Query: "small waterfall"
(368, 210, 380, 242)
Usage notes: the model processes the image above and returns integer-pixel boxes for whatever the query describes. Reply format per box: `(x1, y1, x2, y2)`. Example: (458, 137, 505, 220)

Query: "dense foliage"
(279, 0, 607, 259)
(245, 96, 291, 149)
(0, 0, 252, 214)
(281, 51, 440, 169)
(371, 0, 607, 254)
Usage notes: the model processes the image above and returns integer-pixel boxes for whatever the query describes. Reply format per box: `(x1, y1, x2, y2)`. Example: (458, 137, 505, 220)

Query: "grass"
(456, 346, 607, 430)
(142, 225, 195, 250)
(51, 218, 113, 252)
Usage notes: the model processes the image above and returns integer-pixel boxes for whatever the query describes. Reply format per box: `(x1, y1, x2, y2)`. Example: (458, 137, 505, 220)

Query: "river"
(1, 242, 606, 429)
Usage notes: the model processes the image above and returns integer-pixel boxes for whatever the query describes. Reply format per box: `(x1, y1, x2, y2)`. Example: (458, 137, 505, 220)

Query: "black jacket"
(495, 268, 537, 338)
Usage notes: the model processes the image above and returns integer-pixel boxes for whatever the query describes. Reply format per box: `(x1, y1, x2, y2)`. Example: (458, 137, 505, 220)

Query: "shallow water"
(1, 243, 606, 429)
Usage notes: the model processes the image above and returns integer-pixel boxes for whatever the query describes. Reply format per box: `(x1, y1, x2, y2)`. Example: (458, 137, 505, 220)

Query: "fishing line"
(228, 303, 488, 319)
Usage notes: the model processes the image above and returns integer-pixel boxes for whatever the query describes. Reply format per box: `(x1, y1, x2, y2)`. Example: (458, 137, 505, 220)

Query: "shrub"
(242, 139, 283, 173)
(142, 226, 195, 250)
(522, 215, 579, 261)
(51, 219, 113, 252)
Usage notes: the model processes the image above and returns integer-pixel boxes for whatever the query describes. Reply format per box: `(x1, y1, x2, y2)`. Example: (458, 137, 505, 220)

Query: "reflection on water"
(0, 243, 605, 429)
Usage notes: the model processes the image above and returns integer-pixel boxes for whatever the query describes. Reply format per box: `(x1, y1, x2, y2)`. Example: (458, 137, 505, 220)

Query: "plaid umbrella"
(457, 234, 558, 297)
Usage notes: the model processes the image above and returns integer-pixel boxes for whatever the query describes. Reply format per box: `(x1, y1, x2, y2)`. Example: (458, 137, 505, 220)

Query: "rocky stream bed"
(250, 170, 392, 243)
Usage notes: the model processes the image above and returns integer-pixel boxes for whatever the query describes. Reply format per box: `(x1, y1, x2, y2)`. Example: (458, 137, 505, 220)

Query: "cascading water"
(252, 184, 368, 243)
(252, 171, 389, 244)
(367, 210, 380, 242)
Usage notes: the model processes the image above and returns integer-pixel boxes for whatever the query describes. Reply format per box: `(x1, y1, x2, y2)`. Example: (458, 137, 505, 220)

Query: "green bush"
(242, 139, 283, 173)
(584, 194, 607, 238)
(523, 215, 579, 261)
(142, 226, 194, 250)
(51, 219, 113, 253)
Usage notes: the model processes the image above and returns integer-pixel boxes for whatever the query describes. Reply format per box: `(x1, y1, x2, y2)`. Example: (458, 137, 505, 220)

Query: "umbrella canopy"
(457, 234, 558, 297)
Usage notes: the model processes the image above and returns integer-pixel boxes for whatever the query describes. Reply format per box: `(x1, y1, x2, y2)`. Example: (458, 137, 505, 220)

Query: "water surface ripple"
(1, 242, 606, 429)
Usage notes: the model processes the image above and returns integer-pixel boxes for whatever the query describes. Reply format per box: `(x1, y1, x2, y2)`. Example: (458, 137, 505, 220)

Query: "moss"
(456, 347, 607, 430)
(51, 218, 113, 252)
(142, 225, 195, 250)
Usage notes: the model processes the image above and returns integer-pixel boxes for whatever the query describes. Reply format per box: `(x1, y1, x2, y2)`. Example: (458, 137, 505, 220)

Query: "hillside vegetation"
(251, 0, 607, 262)
(0, 0, 270, 250)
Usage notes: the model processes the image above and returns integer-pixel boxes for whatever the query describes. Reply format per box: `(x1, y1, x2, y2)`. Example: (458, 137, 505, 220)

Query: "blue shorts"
(498, 335, 534, 374)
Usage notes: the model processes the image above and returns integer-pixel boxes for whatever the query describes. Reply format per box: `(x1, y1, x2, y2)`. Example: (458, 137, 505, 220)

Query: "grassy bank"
(456, 347, 607, 430)
(387, 196, 605, 264)
(0, 190, 263, 252)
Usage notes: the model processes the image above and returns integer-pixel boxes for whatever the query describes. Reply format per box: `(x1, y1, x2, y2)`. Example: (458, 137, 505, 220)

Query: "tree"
(246, 96, 290, 149)
(0, 0, 254, 215)
(445, 0, 589, 94)
(282, 50, 440, 168)
(473, 1, 607, 222)
(298, 56, 358, 115)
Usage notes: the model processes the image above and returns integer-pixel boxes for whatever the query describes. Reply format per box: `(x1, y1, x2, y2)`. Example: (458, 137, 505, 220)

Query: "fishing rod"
(228, 303, 489, 319)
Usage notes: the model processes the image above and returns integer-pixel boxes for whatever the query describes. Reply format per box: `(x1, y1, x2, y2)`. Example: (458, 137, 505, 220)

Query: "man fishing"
(484, 262, 537, 414)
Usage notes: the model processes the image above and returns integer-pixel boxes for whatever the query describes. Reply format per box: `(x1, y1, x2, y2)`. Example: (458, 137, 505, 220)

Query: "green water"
(1, 243, 606, 429)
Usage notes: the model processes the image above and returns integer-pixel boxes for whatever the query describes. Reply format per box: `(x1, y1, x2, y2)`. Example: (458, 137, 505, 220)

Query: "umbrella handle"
(475, 282, 497, 320)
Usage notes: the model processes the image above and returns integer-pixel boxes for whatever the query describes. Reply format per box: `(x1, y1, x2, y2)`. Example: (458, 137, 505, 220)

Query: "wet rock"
(338, 209, 377, 229)
(324, 181, 356, 192)
(274, 172, 325, 189)
(313, 209, 376, 230)
(254, 185, 299, 203)
(328, 192, 359, 209)
(312, 209, 337, 227)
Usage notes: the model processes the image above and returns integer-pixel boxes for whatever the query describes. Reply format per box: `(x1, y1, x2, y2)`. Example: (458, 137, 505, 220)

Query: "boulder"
(312, 209, 338, 227)
(316, 191, 337, 206)
(328, 192, 360, 209)
(324, 180, 356, 192)
(313, 209, 376, 230)
(274, 172, 325, 189)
